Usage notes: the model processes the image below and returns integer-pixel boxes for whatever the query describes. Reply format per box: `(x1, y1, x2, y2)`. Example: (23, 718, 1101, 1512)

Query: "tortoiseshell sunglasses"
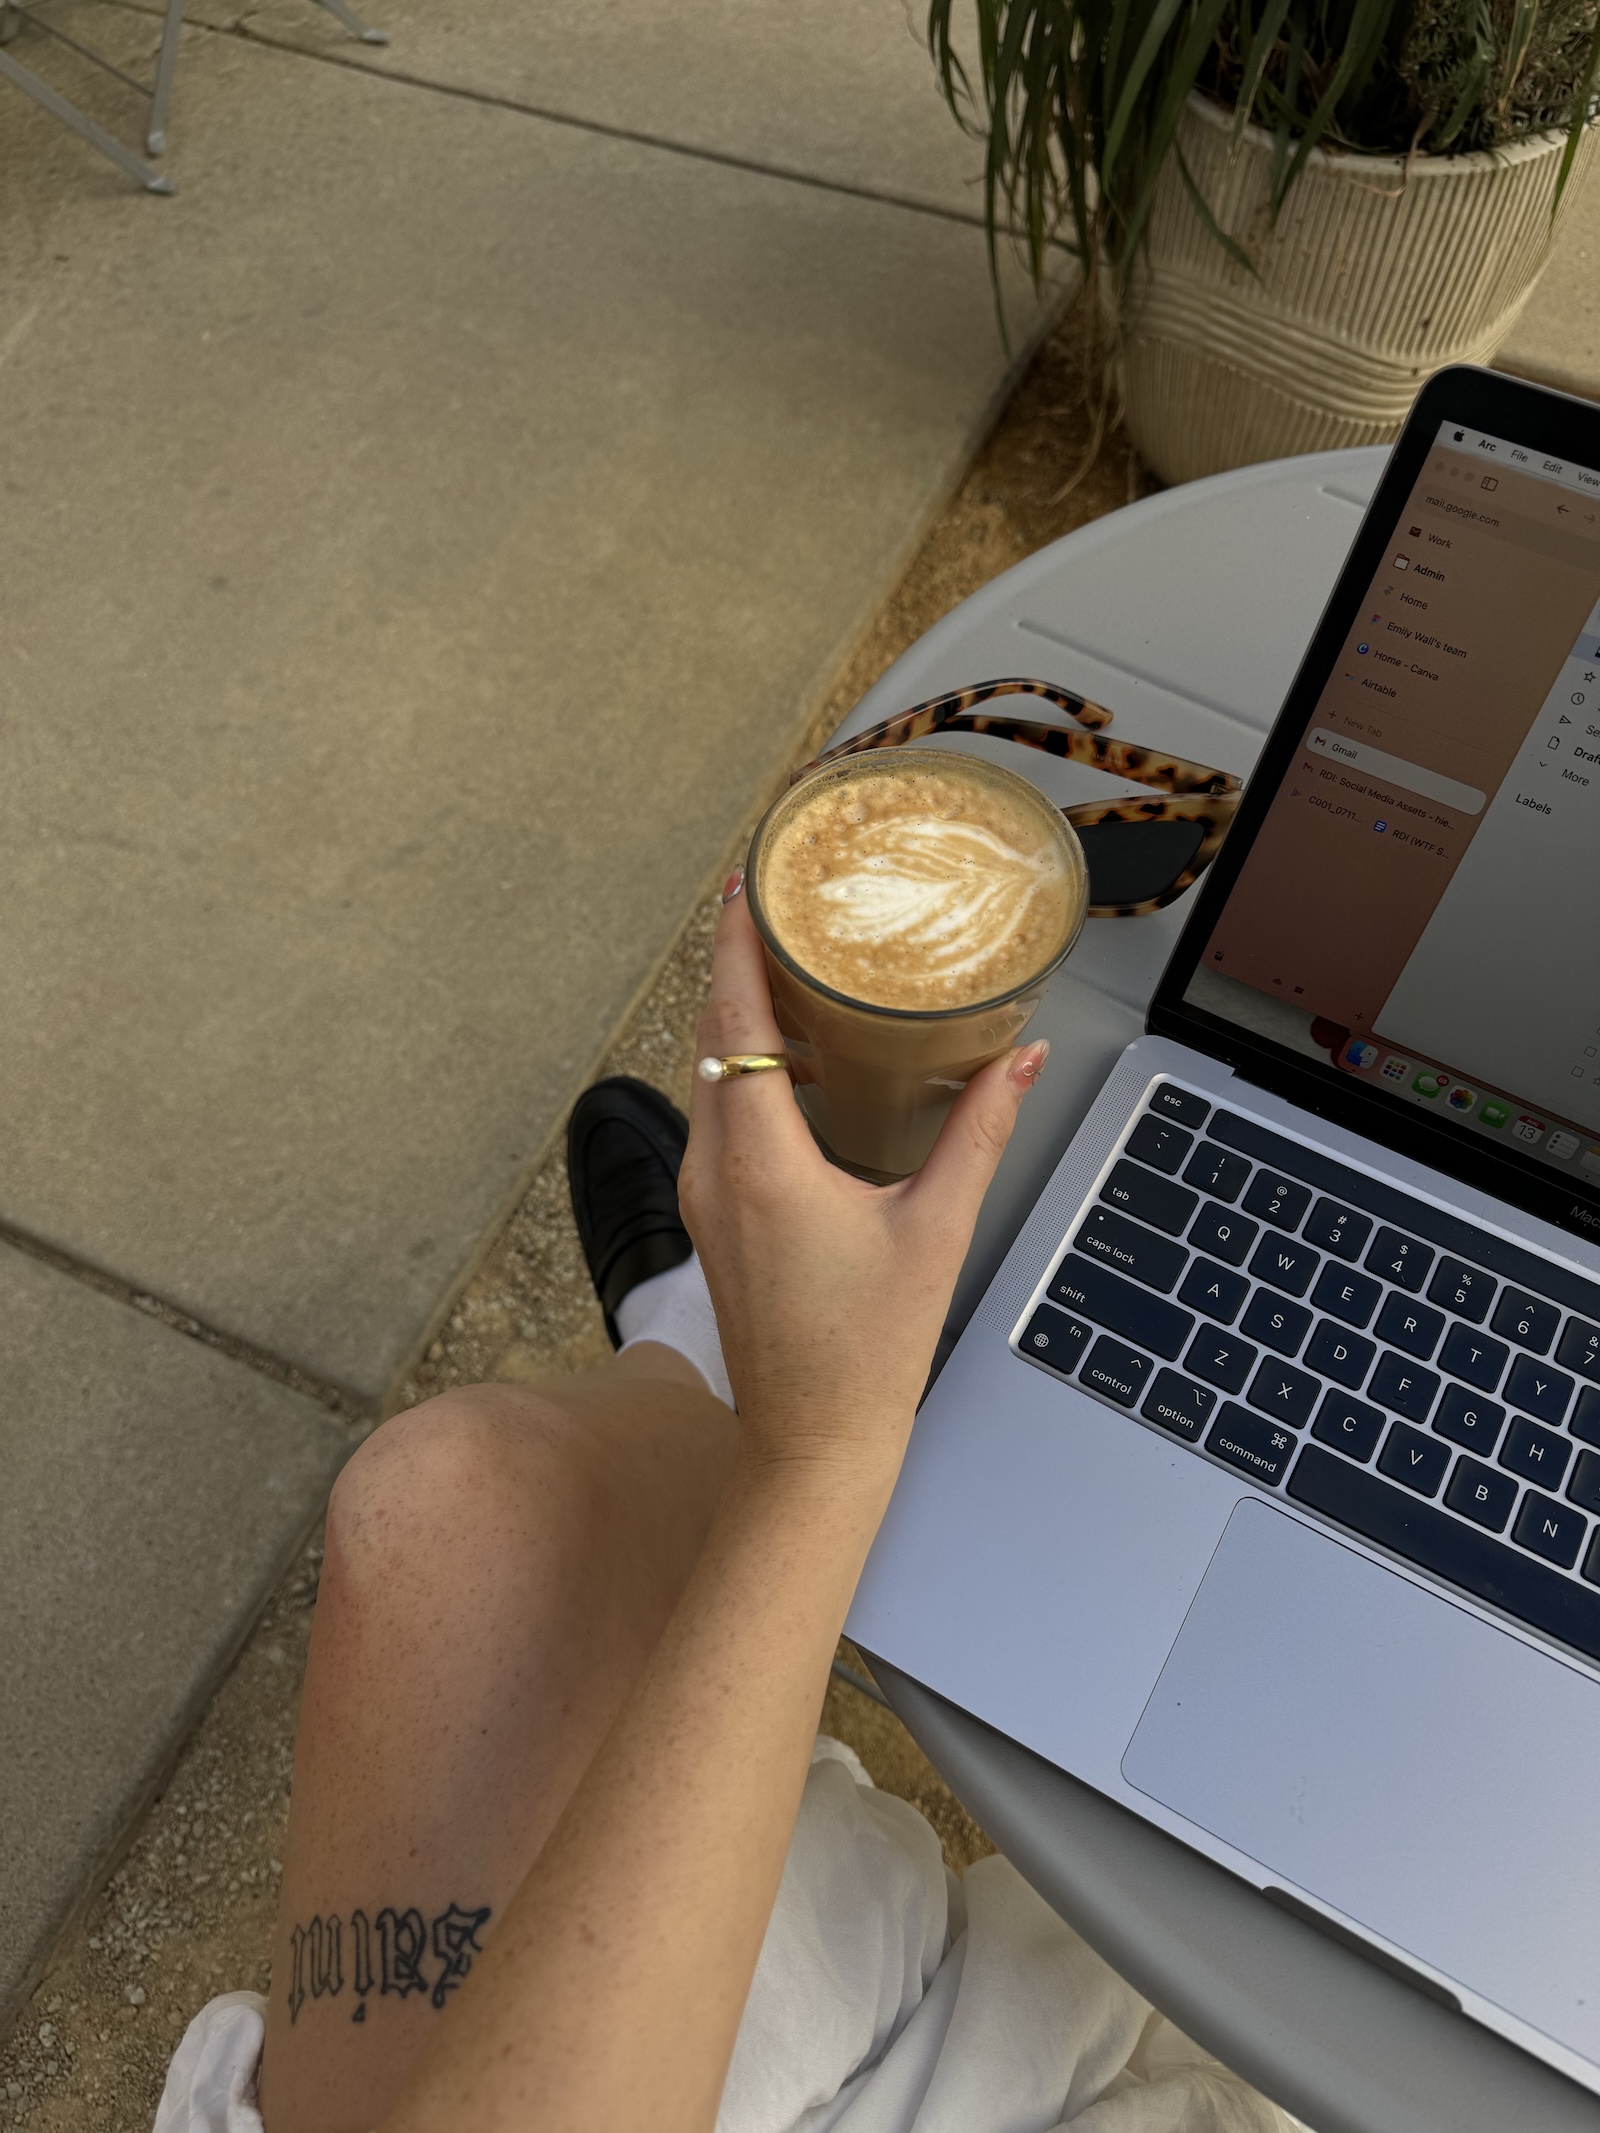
(796, 677, 1242, 919)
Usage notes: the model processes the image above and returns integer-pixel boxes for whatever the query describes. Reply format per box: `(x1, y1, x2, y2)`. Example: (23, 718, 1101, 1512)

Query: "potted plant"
(929, 0, 1600, 482)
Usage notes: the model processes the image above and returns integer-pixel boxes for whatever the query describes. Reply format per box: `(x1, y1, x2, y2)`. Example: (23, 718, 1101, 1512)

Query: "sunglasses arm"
(797, 676, 1116, 780)
(800, 683, 1238, 802)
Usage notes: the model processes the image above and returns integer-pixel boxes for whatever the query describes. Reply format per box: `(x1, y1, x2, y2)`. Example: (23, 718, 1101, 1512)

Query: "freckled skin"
(259, 1360, 737, 2131)
(762, 760, 1079, 1011)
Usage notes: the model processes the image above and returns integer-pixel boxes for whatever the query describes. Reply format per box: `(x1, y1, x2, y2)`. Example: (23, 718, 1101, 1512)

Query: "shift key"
(1049, 1254, 1195, 1360)
(1074, 1205, 1188, 1294)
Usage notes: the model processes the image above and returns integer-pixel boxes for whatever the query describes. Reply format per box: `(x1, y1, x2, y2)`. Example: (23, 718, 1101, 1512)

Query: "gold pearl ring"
(696, 1053, 789, 1083)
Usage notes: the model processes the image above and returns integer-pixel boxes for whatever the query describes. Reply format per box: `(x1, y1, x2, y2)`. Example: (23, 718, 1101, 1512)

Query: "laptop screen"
(1182, 420, 1600, 1195)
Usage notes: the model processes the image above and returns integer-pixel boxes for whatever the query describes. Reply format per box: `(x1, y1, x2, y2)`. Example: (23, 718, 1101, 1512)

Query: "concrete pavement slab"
(0, 1243, 348, 2030)
(1497, 159, 1600, 402)
(2, 28, 1043, 1401)
(161, 0, 985, 219)
(169, 0, 1596, 393)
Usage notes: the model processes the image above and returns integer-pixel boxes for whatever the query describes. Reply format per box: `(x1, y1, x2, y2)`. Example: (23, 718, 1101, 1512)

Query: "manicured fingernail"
(722, 865, 745, 903)
(1009, 1040, 1049, 1089)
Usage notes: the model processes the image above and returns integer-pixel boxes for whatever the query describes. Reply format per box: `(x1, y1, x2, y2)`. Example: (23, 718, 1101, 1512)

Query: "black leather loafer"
(566, 1076, 693, 1345)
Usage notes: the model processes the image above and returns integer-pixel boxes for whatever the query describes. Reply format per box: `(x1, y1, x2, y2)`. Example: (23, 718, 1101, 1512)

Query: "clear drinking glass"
(745, 750, 1088, 1182)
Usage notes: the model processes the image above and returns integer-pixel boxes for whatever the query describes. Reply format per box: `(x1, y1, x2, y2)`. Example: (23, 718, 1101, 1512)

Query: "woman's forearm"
(379, 1436, 900, 2133)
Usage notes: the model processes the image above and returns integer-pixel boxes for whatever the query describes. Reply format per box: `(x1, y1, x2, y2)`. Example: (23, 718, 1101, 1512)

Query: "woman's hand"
(678, 868, 1047, 1488)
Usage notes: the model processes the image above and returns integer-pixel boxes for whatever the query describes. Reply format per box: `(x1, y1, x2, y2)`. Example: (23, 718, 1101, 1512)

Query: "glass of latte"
(746, 749, 1087, 1181)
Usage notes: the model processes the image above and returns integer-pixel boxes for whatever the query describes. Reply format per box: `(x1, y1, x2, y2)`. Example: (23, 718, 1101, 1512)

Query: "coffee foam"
(758, 755, 1082, 1011)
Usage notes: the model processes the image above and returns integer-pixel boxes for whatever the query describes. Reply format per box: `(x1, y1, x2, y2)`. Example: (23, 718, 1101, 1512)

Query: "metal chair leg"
(0, 0, 382, 181)
(0, 42, 174, 188)
(310, 0, 387, 43)
(145, 0, 184, 152)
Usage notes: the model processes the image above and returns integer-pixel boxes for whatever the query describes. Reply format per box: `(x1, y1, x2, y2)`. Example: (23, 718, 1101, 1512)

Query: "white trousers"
(153, 1739, 1290, 2133)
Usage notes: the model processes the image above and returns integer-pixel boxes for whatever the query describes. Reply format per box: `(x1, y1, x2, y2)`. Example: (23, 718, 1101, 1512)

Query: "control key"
(1081, 1337, 1155, 1408)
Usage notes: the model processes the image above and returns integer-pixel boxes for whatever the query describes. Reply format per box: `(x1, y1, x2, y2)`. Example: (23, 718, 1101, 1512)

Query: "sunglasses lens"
(1075, 818, 1206, 908)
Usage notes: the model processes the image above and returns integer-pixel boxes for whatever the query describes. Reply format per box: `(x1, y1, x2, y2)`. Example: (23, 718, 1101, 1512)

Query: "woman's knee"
(323, 1383, 599, 1612)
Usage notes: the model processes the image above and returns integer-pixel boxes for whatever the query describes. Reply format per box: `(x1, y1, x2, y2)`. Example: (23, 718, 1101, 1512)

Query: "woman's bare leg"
(258, 1345, 737, 2133)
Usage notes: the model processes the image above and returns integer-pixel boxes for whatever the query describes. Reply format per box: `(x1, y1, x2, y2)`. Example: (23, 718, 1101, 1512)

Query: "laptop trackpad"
(1122, 1496, 1600, 2059)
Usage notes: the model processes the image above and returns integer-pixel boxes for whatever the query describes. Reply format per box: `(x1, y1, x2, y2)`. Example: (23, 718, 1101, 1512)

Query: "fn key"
(1017, 1303, 1092, 1379)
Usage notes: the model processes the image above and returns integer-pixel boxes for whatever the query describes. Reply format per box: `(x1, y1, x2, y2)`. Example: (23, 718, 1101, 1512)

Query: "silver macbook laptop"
(845, 365, 1600, 2094)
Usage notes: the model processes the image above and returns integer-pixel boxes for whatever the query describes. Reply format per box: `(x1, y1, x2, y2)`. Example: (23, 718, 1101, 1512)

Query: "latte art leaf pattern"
(814, 818, 1059, 984)
(758, 757, 1083, 1012)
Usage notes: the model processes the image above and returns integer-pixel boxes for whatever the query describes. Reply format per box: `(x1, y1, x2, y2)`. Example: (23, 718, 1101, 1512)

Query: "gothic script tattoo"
(286, 1902, 492, 2023)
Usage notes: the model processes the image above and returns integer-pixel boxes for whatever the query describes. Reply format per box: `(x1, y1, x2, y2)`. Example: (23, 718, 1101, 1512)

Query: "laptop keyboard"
(1016, 1082, 1600, 1666)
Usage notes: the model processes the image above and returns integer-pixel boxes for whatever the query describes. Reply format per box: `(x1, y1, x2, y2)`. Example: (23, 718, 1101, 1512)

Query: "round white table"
(828, 449, 1600, 2133)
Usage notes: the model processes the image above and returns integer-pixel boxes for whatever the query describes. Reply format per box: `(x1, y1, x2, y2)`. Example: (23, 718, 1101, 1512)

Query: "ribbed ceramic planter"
(1120, 94, 1596, 484)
